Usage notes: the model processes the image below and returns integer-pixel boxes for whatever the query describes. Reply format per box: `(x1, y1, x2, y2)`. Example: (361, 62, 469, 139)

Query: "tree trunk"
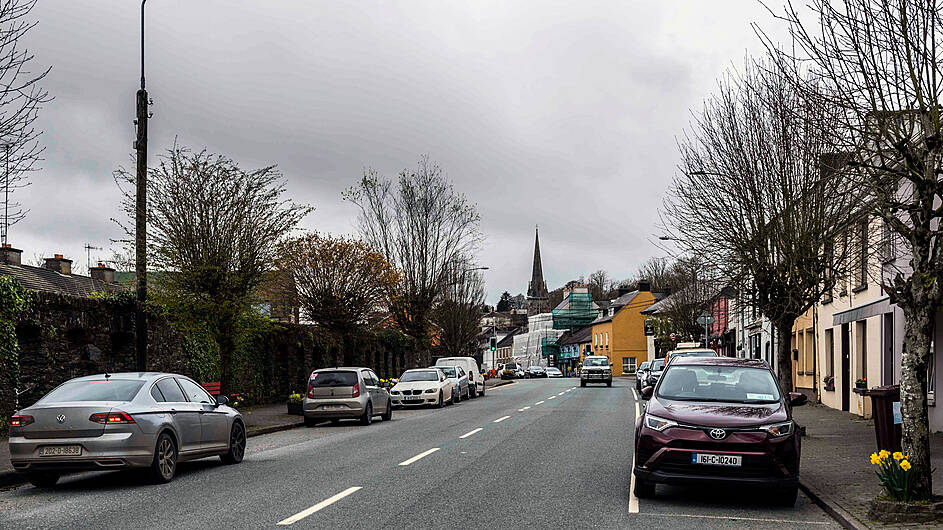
(773, 317, 796, 394)
(899, 302, 934, 499)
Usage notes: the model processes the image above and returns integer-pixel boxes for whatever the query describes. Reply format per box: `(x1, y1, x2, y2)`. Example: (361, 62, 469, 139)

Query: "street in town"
(0, 379, 838, 529)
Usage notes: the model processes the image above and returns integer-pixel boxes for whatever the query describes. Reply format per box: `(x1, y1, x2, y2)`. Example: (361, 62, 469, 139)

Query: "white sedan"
(391, 368, 453, 408)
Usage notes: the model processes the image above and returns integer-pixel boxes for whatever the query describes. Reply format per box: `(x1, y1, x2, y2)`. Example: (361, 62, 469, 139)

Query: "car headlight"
(424, 388, 436, 393)
(644, 414, 678, 432)
(391, 391, 400, 395)
(762, 421, 794, 437)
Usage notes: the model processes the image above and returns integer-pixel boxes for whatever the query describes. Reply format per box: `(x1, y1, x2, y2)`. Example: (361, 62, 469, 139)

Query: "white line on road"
(459, 428, 483, 439)
(557, 392, 565, 396)
(277, 487, 362, 525)
(628, 388, 641, 514)
(521, 406, 531, 410)
(398, 448, 440, 466)
(535, 400, 545, 405)
(548, 395, 556, 400)
(493, 415, 510, 423)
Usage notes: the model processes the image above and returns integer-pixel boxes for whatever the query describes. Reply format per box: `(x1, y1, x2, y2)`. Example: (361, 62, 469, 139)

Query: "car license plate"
(692, 453, 741, 466)
(40, 445, 81, 457)
(405, 397, 422, 402)
(321, 404, 342, 410)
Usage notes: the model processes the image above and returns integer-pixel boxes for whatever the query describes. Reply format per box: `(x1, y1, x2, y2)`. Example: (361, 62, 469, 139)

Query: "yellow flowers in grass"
(870, 449, 914, 501)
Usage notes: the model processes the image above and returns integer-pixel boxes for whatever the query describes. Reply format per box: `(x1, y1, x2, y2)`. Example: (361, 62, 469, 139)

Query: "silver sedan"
(9, 372, 245, 487)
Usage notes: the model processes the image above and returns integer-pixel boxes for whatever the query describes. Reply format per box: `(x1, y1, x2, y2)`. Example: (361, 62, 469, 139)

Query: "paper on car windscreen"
(746, 393, 775, 400)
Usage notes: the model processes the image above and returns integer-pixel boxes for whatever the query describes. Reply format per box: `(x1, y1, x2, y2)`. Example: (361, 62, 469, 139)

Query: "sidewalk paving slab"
(794, 403, 943, 529)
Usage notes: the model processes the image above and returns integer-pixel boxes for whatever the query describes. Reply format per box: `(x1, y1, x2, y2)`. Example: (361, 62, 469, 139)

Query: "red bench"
(200, 382, 221, 396)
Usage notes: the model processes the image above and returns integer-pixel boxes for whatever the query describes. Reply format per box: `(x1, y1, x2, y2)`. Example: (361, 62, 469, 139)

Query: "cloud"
(12, 0, 786, 303)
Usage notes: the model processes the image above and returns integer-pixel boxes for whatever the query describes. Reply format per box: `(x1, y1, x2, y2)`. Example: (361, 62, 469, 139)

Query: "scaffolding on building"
(552, 291, 596, 329)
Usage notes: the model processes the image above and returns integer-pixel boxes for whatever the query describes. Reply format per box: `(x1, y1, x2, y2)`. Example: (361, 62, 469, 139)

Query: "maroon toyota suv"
(634, 357, 807, 505)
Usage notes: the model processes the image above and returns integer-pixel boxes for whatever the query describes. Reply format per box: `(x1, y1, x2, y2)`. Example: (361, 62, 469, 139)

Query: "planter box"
(868, 497, 943, 524)
(287, 402, 303, 416)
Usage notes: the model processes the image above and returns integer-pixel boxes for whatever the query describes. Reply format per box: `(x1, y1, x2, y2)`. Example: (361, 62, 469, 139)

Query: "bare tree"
(761, 0, 943, 498)
(588, 269, 611, 301)
(277, 232, 399, 332)
(432, 259, 486, 358)
(345, 155, 482, 367)
(663, 57, 860, 394)
(645, 257, 721, 347)
(0, 0, 49, 245)
(115, 144, 311, 394)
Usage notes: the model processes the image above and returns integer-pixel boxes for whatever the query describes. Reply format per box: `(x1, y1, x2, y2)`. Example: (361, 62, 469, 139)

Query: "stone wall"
(1, 292, 416, 419)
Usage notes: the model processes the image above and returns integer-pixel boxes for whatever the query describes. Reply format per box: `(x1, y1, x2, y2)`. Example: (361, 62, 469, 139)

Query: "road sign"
(697, 314, 715, 326)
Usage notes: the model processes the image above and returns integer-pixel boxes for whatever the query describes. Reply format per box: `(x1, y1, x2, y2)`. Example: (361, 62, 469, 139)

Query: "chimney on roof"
(0, 243, 21, 265)
(637, 280, 651, 292)
(617, 286, 633, 297)
(44, 254, 72, 275)
(89, 262, 116, 283)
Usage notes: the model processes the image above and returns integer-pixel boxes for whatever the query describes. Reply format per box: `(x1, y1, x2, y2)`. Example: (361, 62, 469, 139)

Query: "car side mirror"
(609, 362, 614, 367)
(215, 395, 229, 406)
(789, 392, 808, 407)
(640, 386, 654, 400)
(379, 381, 390, 389)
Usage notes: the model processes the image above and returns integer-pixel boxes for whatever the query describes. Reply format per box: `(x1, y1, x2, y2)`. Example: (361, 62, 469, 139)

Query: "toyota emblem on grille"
(708, 428, 727, 440)
(56, 414, 66, 424)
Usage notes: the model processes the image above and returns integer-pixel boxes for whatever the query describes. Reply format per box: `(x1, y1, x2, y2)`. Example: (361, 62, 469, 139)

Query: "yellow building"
(589, 287, 659, 376)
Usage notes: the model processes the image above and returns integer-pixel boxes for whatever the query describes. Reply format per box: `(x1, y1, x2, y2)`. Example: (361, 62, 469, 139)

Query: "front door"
(841, 323, 851, 412)
(177, 377, 228, 450)
(883, 313, 895, 386)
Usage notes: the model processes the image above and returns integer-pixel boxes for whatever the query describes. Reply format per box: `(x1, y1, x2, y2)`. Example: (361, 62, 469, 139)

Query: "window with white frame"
(623, 356, 637, 374)
(605, 332, 609, 347)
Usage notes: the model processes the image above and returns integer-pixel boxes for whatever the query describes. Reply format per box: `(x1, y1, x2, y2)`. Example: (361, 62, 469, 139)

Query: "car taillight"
(11, 415, 33, 427)
(352, 382, 360, 398)
(89, 412, 135, 424)
(307, 381, 316, 399)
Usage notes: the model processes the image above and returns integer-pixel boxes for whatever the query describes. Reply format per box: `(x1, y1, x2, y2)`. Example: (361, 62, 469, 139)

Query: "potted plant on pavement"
(867, 451, 943, 523)
(287, 392, 303, 415)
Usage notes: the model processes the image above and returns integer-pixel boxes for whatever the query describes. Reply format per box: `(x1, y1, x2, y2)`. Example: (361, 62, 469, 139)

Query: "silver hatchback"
(10, 373, 245, 487)
(303, 367, 392, 426)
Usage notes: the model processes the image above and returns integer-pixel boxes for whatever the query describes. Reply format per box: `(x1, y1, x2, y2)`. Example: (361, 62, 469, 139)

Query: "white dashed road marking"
(277, 487, 362, 525)
(535, 400, 545, 405)
(493, 415, 510, 423)
(398, 448, 440, 466)
(548, 396, 556, 400)
(459, 428, 483, 439)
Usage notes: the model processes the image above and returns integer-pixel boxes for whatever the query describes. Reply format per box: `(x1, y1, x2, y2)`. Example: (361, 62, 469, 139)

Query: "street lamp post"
(134, 0, 150, 371)
(2, 144, 9, 246)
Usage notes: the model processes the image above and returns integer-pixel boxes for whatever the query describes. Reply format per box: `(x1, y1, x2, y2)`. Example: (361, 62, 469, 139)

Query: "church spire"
(527, 225, 549, 315)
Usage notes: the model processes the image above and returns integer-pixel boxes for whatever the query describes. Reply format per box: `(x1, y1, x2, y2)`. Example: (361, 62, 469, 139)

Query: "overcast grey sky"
(14, 0, 787, 304)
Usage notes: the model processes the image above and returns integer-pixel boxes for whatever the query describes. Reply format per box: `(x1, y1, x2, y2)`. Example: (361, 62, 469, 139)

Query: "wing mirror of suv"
(215, 395, 229, 406)
(788, 392, 808, 407)
(640, 386, 654, 400)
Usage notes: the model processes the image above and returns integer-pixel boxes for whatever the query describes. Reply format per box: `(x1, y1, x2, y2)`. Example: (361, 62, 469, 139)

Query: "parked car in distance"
(634, 357, 807, 506)
(435, 365, 469, 403)
(10, 372, 246, 487)
(436, 357, 485, 398)
(501, 362, 521, 380)
(646, 358, 666, 388)
(525, 365, 547, 378)
(304, 367, 392, 427)
(391, 368, 453, 408)
(580, 356, 613, 387)
(635, 361, 651, 392)
(546, 367, 563, 378)
(666, 348, 718, 365)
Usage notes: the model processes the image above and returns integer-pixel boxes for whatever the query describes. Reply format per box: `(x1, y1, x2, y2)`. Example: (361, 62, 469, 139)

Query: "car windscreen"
(505, 363, 517, 370)
(656, 366, 781, 404)
(310, 371, 358, 387)
(400, 370, 439, 382)
(438, 367, 457, 377)
(39, 380, 145, 403)
(674, 351, 716, 357)
(584, 358, 608, 366)
(651, 360, 665, 371)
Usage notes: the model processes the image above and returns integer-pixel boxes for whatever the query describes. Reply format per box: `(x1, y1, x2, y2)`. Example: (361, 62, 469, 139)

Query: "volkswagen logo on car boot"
(56, 414, 66, 424)
(708, 428, 727, 440)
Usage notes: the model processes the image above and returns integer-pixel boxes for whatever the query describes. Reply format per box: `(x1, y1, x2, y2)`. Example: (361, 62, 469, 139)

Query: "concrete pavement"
(1, 379, 840, 529)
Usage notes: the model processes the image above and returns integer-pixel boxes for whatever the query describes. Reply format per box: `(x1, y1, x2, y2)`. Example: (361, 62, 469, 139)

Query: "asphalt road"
(0, 378, 840, 529)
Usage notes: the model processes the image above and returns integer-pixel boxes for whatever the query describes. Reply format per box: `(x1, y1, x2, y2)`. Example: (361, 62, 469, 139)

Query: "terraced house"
(589, 282, 662, 376)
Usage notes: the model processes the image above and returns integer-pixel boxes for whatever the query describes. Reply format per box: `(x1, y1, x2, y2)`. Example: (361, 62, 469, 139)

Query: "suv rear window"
(40, 380, 145, 403)
(310, 371, 358, 387)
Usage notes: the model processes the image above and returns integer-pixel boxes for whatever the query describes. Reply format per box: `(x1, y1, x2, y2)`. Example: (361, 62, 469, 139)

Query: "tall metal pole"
(134, 0, 149, 371)
(2, 144, 9, 246)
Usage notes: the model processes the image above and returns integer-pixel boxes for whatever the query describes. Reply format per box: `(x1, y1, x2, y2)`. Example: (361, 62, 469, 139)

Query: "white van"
(435, 357, 485, 398)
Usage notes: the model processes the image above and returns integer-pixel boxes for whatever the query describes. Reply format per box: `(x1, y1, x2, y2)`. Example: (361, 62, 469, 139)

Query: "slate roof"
(557, 325, 592, 346)
(0, 263, 126, 297)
